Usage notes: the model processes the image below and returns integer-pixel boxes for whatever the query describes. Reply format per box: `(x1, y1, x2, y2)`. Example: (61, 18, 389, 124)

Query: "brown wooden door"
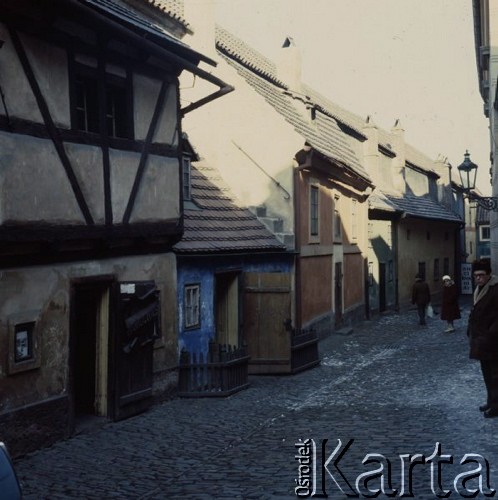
(110, 281, 160, 421)
(243, 272, 292, 374)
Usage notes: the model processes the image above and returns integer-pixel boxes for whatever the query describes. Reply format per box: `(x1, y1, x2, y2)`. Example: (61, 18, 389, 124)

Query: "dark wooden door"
(111, 281, 160, 421)
(243, 272, 292, 374)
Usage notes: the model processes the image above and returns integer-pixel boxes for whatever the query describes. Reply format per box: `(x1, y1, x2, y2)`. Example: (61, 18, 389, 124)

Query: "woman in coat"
(441, 275, 460, 332)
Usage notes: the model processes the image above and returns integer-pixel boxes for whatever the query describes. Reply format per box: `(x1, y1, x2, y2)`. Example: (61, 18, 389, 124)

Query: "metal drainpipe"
(293, 164, 302, 330)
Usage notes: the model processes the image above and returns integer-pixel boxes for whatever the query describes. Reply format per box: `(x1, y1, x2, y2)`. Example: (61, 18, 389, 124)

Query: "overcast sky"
(214, 0, 491, 193)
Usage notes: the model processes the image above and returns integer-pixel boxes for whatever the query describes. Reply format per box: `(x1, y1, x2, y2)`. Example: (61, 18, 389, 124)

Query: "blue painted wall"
(176, 253, 293, 357)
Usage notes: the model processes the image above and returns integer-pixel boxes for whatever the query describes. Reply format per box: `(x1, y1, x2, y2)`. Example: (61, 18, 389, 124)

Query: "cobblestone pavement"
(14, 298, 498, 499)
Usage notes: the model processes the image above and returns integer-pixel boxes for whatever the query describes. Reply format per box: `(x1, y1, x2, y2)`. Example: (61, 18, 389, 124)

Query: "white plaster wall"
(181, 58, 299, 232)
(0, 26, 69, 127)
(0, 132, 84, 223)
(134, 75, 179, 145)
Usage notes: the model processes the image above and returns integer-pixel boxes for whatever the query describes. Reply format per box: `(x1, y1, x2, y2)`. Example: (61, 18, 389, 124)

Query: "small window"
(443, 257, 449, 275)
(434, 258, 440, 281)
(183, 156, 192, 201)
(184, 284, 200, 329)
(351, 199, 358, 243)
(334, 195, 341, 240)
(418, 262, 426, 281)
(71, 62, 132, 139)
(481, 226, 491, 241)
(310, 185, 319, 237)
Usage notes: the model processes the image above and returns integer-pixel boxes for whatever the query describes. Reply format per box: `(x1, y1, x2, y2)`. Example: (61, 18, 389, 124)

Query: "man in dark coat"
(412, 274, 431, 325)
(468, 260, 498, 418)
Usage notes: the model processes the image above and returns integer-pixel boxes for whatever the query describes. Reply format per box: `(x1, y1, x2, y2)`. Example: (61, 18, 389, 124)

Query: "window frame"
(480, 225, 491, 241)
(183, 156, 192, 201)
(333, 195, 342, 241)
(70, 60, 134, 140)
(309, 184, 320, 239)
(184, 284, 201, 330)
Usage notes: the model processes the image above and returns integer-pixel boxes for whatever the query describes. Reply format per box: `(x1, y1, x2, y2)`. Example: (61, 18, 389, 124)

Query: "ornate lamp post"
(457, 150, 498, 211)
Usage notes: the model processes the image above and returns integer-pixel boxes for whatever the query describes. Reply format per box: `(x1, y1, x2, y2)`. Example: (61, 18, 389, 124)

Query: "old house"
(181, 18, 374, 345)
(363, 119, 462, 308)
(0, 0, 231, 456)
(174, 144, 306, 381)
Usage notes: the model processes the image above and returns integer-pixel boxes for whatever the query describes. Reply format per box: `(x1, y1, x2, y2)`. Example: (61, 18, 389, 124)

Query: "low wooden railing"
(178, 342, 250, 397)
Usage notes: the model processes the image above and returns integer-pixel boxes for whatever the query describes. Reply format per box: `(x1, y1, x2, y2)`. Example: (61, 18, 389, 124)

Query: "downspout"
(293, 164, 302, 330)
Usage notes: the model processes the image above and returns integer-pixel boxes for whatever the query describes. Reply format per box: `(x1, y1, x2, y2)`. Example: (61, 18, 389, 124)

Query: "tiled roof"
(78, 0, 202, 60)
(174, 162, 287, 254)
(215, 25, 439, 177)
(143, 0, 190, 29)
(368, 192, 401, 213)
(215, 26, 371, 183)
(383, 193, 462, 222)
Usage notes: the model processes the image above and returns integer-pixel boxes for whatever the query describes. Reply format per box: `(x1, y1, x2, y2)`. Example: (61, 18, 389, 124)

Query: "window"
(418, 262, 426, 281)
(310, 185, 319, 237)
(184, 284, 200, 329)
(351, 199, 358, 243)
(72, 62, 133, 139)
(334, 195, 341, 240)
(183, 156, 192, 201)
(443, 257, 449, 276)
(434, 258, 440, 281)
(480, 226, 491, 241)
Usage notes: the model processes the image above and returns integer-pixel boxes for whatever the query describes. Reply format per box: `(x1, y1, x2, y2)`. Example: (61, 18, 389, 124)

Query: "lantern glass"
(457, 151, 478, 191)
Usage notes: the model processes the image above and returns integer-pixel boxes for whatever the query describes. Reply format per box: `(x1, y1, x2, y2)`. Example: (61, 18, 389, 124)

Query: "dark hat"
(473, 260, 491, 274)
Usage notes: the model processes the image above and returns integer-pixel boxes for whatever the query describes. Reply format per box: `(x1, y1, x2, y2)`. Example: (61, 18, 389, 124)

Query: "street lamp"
(457, 150, 498, 211)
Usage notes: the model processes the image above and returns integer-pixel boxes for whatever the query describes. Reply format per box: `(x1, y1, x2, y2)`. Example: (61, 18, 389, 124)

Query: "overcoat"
(412, 280, 430, 306)
(441, 283, 461, 321)
(468, 275, 498, 360)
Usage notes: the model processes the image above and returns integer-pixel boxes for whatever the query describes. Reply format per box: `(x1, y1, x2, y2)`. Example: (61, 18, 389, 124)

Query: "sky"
(214, 0, 491, 193)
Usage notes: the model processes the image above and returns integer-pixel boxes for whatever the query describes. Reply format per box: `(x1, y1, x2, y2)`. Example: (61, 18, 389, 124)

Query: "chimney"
(390, 119, 406, 193)
(435, 155, 454, 208)
(183, 0, 217, 60)
(362, 116, 380, 184)
(277, 37, 302, 92)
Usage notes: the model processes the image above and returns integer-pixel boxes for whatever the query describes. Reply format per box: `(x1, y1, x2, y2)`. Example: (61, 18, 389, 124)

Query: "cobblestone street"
(14, 298, 498, 499)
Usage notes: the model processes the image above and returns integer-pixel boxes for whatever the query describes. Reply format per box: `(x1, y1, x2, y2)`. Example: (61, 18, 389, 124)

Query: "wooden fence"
(178, 342, 250, 397)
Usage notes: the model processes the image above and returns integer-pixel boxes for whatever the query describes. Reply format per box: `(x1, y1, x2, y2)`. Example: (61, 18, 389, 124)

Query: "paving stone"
(14, 296, 498, 499)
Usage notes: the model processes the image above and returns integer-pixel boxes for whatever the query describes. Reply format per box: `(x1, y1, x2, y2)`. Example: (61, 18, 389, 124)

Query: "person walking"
(412, 274, 431, 326)
(441, 275, 460, 332)
(467, 260, 498, 418)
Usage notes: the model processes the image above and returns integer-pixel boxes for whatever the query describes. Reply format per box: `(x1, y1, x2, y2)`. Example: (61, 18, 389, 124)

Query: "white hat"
(442, 275, 451, 281)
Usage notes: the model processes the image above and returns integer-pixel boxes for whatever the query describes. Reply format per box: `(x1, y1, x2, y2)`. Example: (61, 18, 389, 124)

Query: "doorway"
(70, 280, 111, 428)
(215, 271, 240, 347)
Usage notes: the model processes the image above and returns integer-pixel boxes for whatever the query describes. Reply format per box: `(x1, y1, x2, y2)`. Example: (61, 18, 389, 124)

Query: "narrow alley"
(14, 299, 497, 499)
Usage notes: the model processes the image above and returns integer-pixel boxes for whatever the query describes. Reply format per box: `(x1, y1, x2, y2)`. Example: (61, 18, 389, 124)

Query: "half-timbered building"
(0, 0, 231, 456)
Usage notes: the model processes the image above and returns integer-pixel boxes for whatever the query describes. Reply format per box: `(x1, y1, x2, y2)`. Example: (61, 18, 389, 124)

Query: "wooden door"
(243, 272, 292, 374)
(110, 281, 160, 421)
